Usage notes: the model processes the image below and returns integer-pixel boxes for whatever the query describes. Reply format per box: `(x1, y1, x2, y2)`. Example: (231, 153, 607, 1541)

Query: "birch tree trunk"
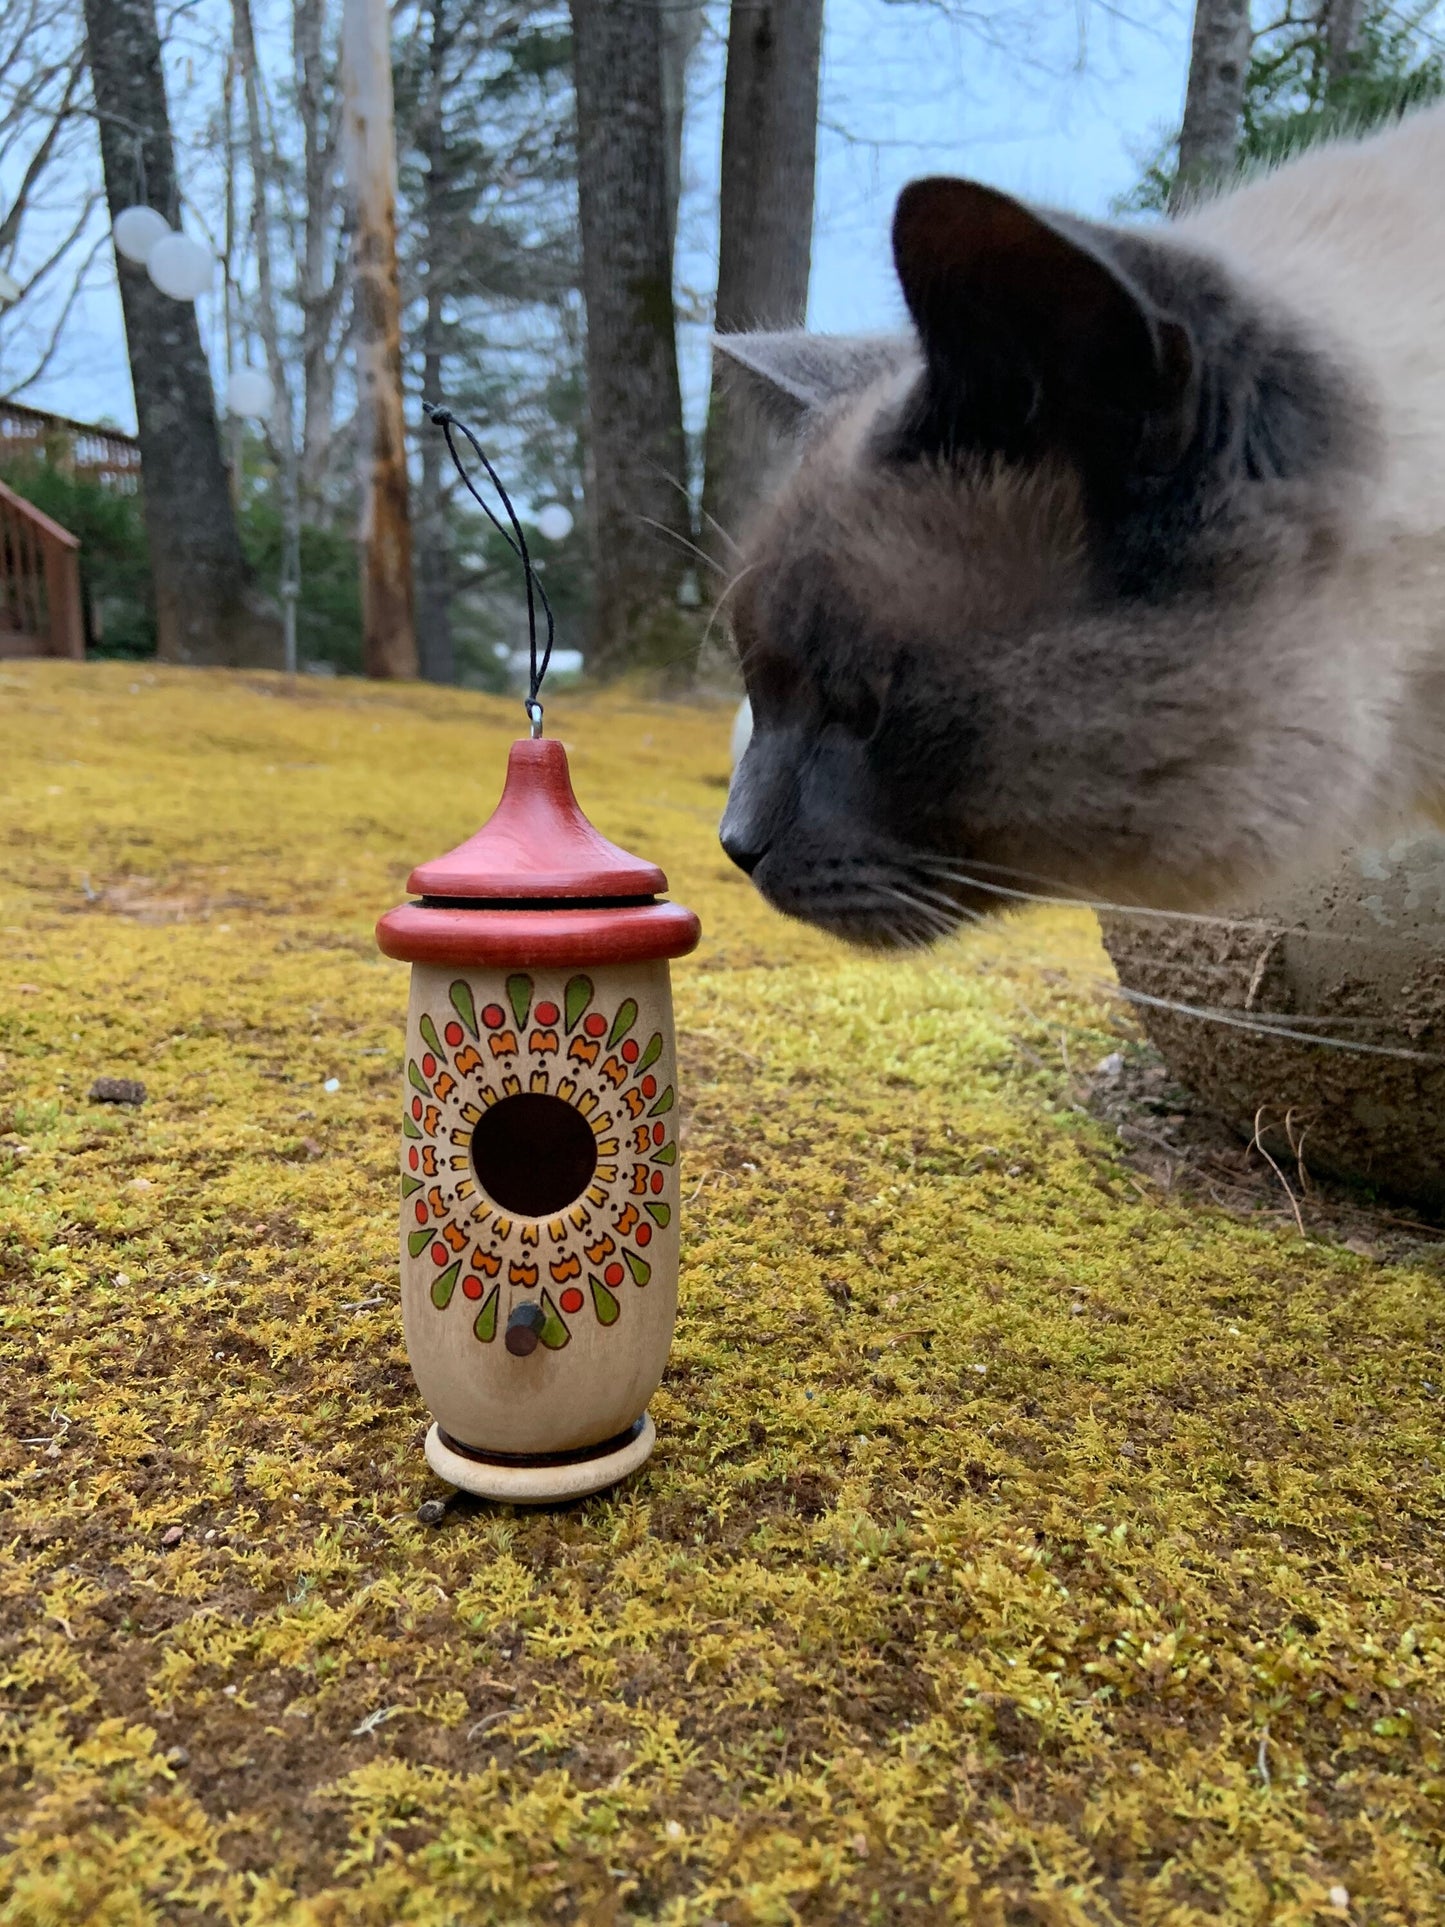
(296, 0, 345, 509)
(569, 0, 692, 678)
(234, 0, 301, 673)
(83, 0, 282, 667)
(1323, 0, 1365, 83)
(700, 0, 824, 569)
(413, 0, 454, 686)
(1171, 0, 1252, 211)
(340, 0, 417, 679)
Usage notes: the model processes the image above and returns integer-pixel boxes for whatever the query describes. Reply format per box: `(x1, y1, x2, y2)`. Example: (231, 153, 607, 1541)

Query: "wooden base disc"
(423, 1413, 656, 1505)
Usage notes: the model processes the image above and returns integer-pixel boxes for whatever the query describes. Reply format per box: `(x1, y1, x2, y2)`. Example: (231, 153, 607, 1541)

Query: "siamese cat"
(716, 103, 1445, 948)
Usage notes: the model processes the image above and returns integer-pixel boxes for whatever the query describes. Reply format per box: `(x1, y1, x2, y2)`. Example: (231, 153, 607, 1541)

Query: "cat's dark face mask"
(716, 174, 1370, 944)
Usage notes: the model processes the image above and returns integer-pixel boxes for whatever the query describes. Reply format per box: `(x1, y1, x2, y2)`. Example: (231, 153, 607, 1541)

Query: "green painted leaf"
(431, 1261, 460, 1310)
(408, 1059, 430, 1094)
(624, 1250, 651, 1288)
(564, 974, 593, 1033)
(407, 1227, 432, 1257)
(401, 1174, 422, 1198)
(538, 1289, 570, 1349)
(473, 1283, 499, 1343)
(645, 1202, 671, 1227)
(637, 1032, 663, 1074)
(403, 1112, 421, 1140)
(607, 999, 638, 1048)
(651, 1141, 676, 1165)
(507, 973, 533, 1030)
(419, 1014, 443, 1057)
(589, 1273, 621, 1326)
(648, 1084, 675, 1117)
(449, 980, 479, 1038)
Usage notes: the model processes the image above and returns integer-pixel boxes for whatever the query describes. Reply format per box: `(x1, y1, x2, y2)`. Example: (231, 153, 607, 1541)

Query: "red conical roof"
(376, 735, 701, 970)
(406, 737, 665, 901)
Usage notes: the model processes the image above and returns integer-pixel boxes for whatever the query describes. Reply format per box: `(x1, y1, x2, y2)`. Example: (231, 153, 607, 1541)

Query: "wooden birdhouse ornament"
(376, 733, 701, 1502)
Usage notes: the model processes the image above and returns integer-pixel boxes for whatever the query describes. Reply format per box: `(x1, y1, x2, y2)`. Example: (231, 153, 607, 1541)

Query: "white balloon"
(535, 502, 574, 542)
(112, 205, 172, 266)
(146, 232, 214, 301)
(226, 367, 274, 418)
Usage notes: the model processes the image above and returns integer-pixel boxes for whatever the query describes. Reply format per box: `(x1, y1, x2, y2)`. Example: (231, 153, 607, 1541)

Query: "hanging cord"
(423, 400, 555, 737)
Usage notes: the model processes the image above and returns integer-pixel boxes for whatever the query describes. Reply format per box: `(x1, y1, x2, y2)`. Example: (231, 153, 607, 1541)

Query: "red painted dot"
(651, 1171, 665, 1194)
(604, 1262, 624, 1288)
(421, 1052, 437, 1078)
(414, 1201, 428, 1224)
(559, 1286, 584, 1314)
(411, 1097, 424, 1121)
(635, 1223, 652, 1247)
(482, 1003, 506, 1029)
(641, 1075, 657, 1098)
(652, 1123, 666, 1145)
(463, 1274, 484, 1300)
(535, 1001, 559, 1026)
(621, 1039, 639, 1063)
(431, 1241, 449, 1266)
(584, 1012, 607, 1037)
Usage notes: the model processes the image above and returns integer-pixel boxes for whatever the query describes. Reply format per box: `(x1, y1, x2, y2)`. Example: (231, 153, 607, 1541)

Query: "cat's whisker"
(912, 858, 1404, 949)
(1098, 980, 1445, 1064)
(637, 458, 744, 557)
(700, 562, 759, 663)
(632, 515, 731, 579)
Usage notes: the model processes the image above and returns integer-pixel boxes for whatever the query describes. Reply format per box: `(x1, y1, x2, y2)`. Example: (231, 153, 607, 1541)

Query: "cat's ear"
(712, 331, 909, 429)
(891, 177, 1197, 473)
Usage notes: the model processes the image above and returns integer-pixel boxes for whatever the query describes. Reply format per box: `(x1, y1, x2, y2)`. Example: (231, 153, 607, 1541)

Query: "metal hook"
(526, 699, 544, 740)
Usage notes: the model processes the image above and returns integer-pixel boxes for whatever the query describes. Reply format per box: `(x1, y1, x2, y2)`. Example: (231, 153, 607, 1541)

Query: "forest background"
(0, 0, 1441, 690)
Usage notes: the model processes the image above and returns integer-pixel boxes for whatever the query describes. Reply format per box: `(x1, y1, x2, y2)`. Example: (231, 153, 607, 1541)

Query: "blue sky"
(676, 0, 1191, 430)
(5, 0, 1193, 436)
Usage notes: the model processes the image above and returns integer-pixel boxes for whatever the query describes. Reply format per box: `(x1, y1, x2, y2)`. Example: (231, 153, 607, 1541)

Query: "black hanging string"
(423, 400, 556, 736)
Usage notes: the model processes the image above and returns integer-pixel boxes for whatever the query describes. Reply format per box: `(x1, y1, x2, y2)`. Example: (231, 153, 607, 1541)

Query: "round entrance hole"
(470, 1092, 598, 1219)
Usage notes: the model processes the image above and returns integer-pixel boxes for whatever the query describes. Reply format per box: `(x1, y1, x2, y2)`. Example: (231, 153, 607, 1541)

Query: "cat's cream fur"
(716, 104, 1445, 947)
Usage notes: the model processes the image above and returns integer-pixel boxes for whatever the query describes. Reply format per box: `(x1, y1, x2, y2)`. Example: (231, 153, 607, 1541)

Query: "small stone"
(223, 1684, 237, 1697)
(664, 1820, 684, 1841)
(204, 1528, 216, 1541)
(164, 1745, 190, 1767)
(114, 1271, 131, 1289)
(130, 1178, 153, 1191)
(301, 1137, 323, 1158)
(323, 1077, 341, 1093)
(416, 1497, 450, 1526)
(90, 1077, 146, 1105)
(161, 1525, 183, 1546)
(1327, 1888, 1350, 1912)
(849, 1833, 869, 1858)
(1095, 1051, 1124, 1078)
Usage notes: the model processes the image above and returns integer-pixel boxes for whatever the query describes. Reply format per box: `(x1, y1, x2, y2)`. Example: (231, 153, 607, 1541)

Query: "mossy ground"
(1, 664, 1443, 1927)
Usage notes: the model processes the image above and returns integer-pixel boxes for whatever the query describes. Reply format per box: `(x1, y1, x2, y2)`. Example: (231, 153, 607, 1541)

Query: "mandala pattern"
(399, 971, 677, 1348)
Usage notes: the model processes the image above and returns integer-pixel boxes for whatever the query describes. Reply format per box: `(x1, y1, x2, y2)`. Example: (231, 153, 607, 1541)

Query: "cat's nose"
(720, 827, 767, 877)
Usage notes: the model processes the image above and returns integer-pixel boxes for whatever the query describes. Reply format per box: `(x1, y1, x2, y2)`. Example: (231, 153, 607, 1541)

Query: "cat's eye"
(826, 679, 883, 742)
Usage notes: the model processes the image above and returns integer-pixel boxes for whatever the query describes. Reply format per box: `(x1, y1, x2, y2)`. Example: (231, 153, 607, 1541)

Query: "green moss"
(0, 664, 1442, 1923)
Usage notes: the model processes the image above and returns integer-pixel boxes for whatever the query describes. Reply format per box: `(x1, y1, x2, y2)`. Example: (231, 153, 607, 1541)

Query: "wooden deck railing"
(0, 478, 84, 660)
(0, 399, 142, 494)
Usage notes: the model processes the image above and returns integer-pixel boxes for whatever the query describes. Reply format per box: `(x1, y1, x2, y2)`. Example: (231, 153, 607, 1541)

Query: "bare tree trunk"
(1171, 0, 1252, 212)
(413, 0, 453, 685)
(340, 0, 417, 679)
(660, 1, 704, 258)
(701, 0, 824, 568)
(83, 0, 282, 667)
(1323, 0, 1365, 83)
(235, 0, 301, 673)
(569, 0, 692, 679)
(296, 0, 344, 509)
